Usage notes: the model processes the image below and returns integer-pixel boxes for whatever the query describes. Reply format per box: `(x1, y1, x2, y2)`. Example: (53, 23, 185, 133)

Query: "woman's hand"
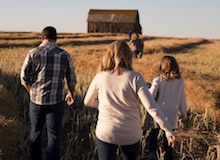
(168, 135, 175, 148)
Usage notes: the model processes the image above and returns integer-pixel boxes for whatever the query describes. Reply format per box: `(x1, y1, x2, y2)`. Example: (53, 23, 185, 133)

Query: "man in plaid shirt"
(20, 26, 76, 160)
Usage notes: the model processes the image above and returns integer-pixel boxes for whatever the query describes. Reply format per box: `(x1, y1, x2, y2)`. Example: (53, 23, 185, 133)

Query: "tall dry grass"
(0, 31, 219, 159)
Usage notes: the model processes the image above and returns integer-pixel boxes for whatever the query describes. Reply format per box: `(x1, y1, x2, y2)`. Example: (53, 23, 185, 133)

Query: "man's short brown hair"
(42, 26, 57, 40)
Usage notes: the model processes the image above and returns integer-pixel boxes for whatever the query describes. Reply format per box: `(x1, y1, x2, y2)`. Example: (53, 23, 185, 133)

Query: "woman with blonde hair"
(147, 55, 187, 160)
(84, 41, 175, 160)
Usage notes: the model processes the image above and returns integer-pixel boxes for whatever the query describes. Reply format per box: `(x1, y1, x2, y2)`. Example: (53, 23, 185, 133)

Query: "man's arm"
(65, 52, 76, 106)
(20, 51, 34, 94)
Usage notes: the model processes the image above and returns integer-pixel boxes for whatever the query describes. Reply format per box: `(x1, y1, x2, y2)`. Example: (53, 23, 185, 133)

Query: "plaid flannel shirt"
(20, 42, 76, 105)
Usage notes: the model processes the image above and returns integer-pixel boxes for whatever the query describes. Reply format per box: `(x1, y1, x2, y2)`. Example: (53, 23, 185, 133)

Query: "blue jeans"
(96, 138, 140, 160)
(148, 128, 174, 160)
(28, 101, 64, 160)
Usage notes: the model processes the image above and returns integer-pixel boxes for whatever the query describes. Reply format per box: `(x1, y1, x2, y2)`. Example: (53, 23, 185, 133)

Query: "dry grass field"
(0, 31, 220, 160)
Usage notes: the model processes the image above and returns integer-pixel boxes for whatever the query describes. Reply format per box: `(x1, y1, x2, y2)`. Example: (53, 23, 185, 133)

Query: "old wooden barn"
(87, 9, 142, 34)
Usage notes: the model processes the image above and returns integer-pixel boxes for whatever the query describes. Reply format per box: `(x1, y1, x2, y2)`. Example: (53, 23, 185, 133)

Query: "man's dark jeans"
(96, 138, 140, 160)
(29, 101, 64, 160)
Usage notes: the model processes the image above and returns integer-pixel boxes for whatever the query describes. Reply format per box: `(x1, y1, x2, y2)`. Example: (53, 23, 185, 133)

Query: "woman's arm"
(136, 75, 175, 147)
(84, 75, 99, 108)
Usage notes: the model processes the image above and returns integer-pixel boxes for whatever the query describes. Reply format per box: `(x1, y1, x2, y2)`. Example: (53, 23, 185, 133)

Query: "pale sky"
(0, 0, 219, 39)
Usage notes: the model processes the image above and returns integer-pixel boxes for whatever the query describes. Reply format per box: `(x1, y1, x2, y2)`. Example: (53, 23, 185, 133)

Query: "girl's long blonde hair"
(100, 40, 133, 74)
(159, 55, 181, 80)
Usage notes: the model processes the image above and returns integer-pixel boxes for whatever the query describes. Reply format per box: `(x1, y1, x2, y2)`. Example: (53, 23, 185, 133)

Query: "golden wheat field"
(0, 31, 220, 160)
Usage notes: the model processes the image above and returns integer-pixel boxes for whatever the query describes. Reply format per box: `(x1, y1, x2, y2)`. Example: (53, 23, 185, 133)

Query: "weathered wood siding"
(87, 9, 142, 34)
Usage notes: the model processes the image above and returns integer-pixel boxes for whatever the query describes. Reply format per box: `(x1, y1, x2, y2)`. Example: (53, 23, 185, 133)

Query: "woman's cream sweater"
(84, 70, 174, 145)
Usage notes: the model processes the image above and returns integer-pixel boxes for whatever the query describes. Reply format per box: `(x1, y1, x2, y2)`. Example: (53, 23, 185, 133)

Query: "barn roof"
(88, 9, 139, 23)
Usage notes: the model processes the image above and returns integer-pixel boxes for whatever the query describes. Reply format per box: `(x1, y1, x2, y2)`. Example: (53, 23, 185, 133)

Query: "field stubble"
(0, 32, 219, 159)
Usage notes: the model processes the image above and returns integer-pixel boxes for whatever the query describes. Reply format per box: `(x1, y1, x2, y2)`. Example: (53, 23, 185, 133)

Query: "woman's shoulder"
(95, 71, 109, 77)
(127, 71, 147, 83)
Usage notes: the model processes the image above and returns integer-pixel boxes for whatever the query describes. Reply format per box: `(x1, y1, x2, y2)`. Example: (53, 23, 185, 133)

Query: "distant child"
(146, 55, 187, 160)
(128, 32, 144, 58)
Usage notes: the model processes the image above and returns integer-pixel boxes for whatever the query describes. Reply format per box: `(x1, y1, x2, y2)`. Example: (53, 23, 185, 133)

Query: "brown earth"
(0, 84, 23, 159)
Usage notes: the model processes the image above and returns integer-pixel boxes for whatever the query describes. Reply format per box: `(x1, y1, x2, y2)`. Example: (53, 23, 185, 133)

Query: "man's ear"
(41, 35, 45, 40)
